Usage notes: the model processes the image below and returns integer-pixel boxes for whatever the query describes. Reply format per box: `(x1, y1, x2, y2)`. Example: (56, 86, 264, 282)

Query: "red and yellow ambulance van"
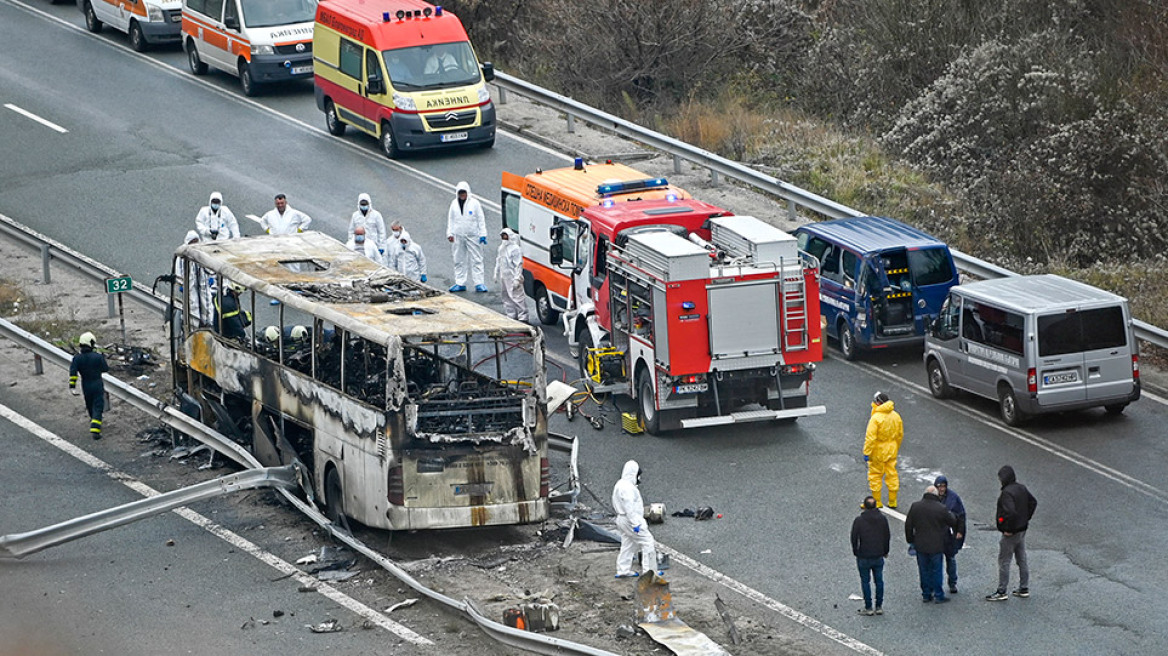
(313, 0, 495, 157)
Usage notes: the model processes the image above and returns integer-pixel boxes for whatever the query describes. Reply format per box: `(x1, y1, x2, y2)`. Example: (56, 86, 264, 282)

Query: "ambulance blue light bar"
(596, 177, 669, 196)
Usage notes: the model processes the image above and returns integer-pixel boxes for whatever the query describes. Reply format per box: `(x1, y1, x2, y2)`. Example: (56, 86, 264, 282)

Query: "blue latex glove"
(379, 248, 385, 255)
(633, 525, 641, 533)
(420, 275, 427, 282)
(479, 236, 487, 244)
(863, 455, 869, 462)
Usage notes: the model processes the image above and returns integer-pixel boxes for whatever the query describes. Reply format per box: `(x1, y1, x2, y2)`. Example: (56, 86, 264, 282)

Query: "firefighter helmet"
(78, 332, 97, 348)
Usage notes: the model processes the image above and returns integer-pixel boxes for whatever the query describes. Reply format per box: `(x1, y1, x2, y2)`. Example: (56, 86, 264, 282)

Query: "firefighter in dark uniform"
(69, 331, 109, 439)
(213, 282, 250, 341)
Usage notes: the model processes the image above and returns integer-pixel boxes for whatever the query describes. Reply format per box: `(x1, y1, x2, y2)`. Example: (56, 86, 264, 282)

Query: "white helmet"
(263, 326, 280, 343)
(79, 332, 97, 348)
(289, 325, 309, 341)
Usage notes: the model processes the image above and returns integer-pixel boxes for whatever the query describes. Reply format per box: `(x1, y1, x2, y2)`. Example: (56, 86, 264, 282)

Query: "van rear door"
(1078, 305, 1135, 402)
(1035, 311, 1088, 407)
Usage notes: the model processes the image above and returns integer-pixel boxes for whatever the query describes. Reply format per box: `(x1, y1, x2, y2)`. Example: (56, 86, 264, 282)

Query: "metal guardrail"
(0, 212, 169, 317)
(492, 73, 1168, 350)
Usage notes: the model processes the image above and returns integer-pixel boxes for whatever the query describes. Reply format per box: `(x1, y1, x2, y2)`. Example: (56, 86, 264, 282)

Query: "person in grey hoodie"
(985, 465, 1038, 601)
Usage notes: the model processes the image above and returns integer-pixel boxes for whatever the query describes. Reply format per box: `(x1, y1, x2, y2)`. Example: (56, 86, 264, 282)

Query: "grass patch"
(0, 277, 37, 318)
(16, 318, 95, 350)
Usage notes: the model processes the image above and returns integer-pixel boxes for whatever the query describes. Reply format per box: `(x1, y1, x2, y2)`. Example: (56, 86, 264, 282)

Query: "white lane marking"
(1, 0, 580, 217)
(0, 401, 432, 645)
(1142, 388, 1168, 407)
(658, 545, 883, 656)
(853, 360, 1168, 504)
(4, 103, 68, 133)
(880, 507, 906, 523)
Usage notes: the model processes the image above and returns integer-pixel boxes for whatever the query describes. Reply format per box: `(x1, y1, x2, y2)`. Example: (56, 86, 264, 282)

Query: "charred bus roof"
(177, 232, 534, 345)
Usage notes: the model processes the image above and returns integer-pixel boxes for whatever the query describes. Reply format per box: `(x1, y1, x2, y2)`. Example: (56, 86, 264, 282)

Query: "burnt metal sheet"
(178, 232, 534, 345)
(638, 619, 733, 656)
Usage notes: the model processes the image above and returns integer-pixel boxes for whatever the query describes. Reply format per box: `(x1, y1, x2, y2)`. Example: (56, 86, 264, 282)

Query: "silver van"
(924, 275, 1140, 425)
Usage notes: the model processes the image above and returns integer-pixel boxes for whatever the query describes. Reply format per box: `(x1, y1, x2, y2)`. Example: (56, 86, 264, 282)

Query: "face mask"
(359, 205, 369, 215)
(392, 229, 402, 238)
(211, 202, 221, 211)
(355, 236, 365, 244)
(401, 242, 408, 250)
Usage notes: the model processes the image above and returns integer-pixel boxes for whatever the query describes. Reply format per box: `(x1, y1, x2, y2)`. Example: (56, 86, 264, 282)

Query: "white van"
(182, 0, 316, 96)
(82, 0, 183, 52)
(924, 275, 1140, 425)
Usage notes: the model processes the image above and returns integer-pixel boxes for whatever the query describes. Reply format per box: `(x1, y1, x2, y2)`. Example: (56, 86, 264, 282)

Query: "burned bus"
(169, 232, 549, 530)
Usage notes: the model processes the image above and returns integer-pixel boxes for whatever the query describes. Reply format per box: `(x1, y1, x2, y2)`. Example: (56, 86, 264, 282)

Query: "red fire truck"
(503, 163, 825, 433)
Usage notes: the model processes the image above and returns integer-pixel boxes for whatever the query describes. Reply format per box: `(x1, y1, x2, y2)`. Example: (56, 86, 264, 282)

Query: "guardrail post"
(496, 86, 507, 105)
(788, 199, 797, 222)
(566, 114, 575, 134)
(673, 155, 681, 174)
(41, 244, 51, 284)
(33, 354, 43, 375)
(710, 170, 720, 187)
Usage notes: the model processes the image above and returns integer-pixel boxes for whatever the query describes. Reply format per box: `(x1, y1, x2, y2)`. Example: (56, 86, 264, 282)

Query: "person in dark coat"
(69, 332, 109, 439)
(986, 465, 1038, 601)
(213, 283, 250, 341)
(851, 495, 890, 615)
(905, 485, 957, 603)
(935, 475, 967, 593)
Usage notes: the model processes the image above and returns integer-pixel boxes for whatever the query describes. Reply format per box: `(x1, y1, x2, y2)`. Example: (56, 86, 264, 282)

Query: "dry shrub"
(663, 97, 765, 160)
(0, 278, 34, 317)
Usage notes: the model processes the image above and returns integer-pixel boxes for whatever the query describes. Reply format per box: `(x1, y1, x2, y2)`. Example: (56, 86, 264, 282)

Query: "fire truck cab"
(504, 161, 825, 434)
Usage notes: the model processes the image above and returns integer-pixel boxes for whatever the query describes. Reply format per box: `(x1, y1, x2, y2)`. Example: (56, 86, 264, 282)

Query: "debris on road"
(384, 598, 418, 614)
(308, 619, 343, 633)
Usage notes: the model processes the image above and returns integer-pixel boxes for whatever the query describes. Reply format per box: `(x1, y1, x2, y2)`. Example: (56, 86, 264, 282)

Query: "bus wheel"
(129, 20, 148, 52)
(998, 385, 1026, 427)
(838, 319, 858, 361)
(324, 468, 344, 524)
(927, 359, 955, 399)
(535, 284, 560, 326)
(380, 121, 400, 159)
(325, 100, 346, 136)
(186, 41, 208, 75)
(83, 1, 103, 32)
(638, 369, 661, 435)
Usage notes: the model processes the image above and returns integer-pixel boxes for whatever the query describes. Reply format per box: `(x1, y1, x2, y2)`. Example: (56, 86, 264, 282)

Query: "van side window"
(365, 49, 384, 85)
(936, 296, 960, 338)
(800, 235, 829, 262)
(1038, 306, 1126, 356)
(557, 221, 579, 267)
(501, 192, 519, 232)
(204, 0, 224, 21)
(186, 0, 207, 15)
(223, 0, 237, 26)
(339, 39, 362, 80)
(594, 235, 609, 278)
(820, 245, 842, 282)
(967, 302, 1024, 355)
(908, 247, 956, 286)
(842, 250, 859, 287)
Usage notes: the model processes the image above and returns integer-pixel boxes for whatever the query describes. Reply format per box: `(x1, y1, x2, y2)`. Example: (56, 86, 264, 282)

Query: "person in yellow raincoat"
(864, 391, 904, 509)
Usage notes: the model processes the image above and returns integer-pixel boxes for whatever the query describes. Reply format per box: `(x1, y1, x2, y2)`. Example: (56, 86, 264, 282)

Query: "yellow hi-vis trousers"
(867, 458, 899, 508)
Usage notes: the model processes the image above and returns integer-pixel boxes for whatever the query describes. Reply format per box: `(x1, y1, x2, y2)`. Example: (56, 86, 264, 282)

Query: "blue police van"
(793, 216, 958, 360)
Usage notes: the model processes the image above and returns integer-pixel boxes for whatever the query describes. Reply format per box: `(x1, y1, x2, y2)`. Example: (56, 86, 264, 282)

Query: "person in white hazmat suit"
(345, 226, 385, 266)
(445, 181, 487, 292)
(612, 460, 659, 578)
(260, 193, 312, 235)
(394, 231, 428, 283)
(175, 230, 213, 325)
(194, 192, 240, 241)
(493, 228, 528, 321)
(348, 193, 387, 255)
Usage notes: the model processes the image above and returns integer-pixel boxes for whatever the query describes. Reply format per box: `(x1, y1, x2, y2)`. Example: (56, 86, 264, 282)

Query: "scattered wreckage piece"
(636, 572, 732, 656)
(308, 618, 344, 633)
(384, 598, 419, 614)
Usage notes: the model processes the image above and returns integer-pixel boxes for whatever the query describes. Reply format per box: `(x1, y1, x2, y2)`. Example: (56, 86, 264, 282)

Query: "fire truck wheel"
(535, 284, 560, 325)
(638, 370, 660, 435)
(576, 328, 593, 382)
(838, 319, 858, 361)
(324, 467, 344, 524)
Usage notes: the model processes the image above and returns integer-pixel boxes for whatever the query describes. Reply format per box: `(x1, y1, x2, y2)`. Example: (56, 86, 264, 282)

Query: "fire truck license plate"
(440, 131, 468, 143)
(674, 383, 708, 394)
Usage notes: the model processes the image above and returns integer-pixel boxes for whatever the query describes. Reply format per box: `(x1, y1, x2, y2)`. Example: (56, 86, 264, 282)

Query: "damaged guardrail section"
(0, 316, 606, 656)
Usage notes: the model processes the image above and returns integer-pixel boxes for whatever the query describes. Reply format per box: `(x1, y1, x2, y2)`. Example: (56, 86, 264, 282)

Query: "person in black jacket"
(69, 332, 109, 439)
(905, 485, 957, 603)
(986, 465, 1038, 601)
(851, 496, 890, 616)
(935, 475, 967, 593)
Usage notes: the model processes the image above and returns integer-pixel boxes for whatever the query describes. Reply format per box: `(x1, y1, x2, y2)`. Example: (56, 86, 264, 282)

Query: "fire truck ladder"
(781, 272, 808, 351)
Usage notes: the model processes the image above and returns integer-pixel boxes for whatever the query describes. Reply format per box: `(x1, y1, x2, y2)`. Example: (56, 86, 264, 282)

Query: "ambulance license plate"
(170, 14, 181, 22)
(440, 131, 468, 143)
(291, 65, 313, 75)
(1043, 371, 1078, 385)
(674, 383, 708, 394)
